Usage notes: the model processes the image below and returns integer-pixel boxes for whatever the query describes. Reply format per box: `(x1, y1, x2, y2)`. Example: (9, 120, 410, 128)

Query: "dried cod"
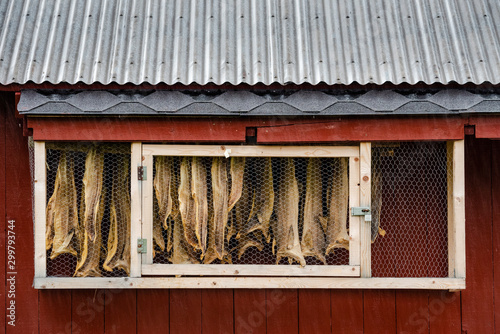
(75, 186, 106, 277)
(204, 157, 229, 263)
(81, 147, 105, 242)
(103, 155, 131, 274)
(301, 158, 327, 264)
(273, 158, 306, 266)
(235, 158, 274, 258)
(191, 156, 209, 255)
(178, 157, 199, 250)
(325, 158, 350, 254)
(46, 152, 79, 259)
(228, 157, 246, 212)
(152, 156, 173, 255)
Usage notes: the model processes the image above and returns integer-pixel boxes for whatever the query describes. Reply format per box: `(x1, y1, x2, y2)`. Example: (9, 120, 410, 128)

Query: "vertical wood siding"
(1, 94, 499, 333)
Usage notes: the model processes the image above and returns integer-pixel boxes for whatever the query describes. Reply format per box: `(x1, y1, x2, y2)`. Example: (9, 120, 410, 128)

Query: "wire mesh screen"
(371, 142, 449, 278)
(152, 156, 350, 266)
(44, 143, 131, 277)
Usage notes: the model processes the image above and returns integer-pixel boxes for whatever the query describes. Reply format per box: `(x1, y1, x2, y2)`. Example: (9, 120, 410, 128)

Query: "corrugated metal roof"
(0, 0, 499, 86)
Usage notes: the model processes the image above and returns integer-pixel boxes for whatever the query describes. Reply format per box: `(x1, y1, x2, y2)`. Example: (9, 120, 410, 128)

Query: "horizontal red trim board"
(469, 116, 500, 139)
(28, 116, 467, 142)
(257, 117, 466, 143)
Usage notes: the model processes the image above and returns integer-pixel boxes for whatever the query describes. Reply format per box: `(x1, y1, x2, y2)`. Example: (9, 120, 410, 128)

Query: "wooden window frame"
(33, 141, 465, 290)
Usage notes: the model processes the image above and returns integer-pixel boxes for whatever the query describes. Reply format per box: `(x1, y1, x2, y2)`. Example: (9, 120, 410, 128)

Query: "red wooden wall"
(1, 91, 499, 333)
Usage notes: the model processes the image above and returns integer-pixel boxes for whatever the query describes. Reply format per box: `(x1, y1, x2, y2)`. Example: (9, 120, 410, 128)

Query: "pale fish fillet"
(204, 157, 229, 262)
(103, 155, 131, 274)
(325, 158, 350, 254)
(82, 147, 105, 242)
(228, 157, 245, 212)
(75, 187, 106, 277)
(178, 157, 199, 250)
(48, 152, 79, 259)
(236, 158, 274, 243)
(237, 232, 264, 260)
(251, 158, 274, 242)
(300, 158, 326, 264)
(274, 158, 306, 266)
(167, 161, 180, 253)
(191, 156, 208, 255)
(371, 156, 384, 242)
(169, 215, 200, 264)
(154, 156, 173, 229)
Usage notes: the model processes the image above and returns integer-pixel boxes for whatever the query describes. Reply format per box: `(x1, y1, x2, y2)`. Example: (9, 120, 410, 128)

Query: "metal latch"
(138, 166, 147, 180)
(137, 239, 147, 253)
(351, 207, 372, 222)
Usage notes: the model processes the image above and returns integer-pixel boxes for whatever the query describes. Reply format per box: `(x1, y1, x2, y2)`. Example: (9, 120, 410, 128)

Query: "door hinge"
(351, 207, 372, 222)
(138, 166, 147, 180)
(137, 239, 147, 253)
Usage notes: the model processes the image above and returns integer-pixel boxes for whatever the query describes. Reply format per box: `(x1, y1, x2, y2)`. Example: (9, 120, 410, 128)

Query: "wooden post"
(448, 140, 465, 278)
(142, 153, 154, 265)
(130, 142, 142, 277)
(360, 143, 372, 278)
(34, 141, 46, 278)
(349, 156, 361, 266)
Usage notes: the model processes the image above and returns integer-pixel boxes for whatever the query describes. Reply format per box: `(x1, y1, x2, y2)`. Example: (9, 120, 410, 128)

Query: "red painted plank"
(0, 94, 6, 334)
(428, 291, 461, 334)
(5, 93, 38, 333)
(39, 290, 72, 334)
(104, 290, 137, 334)
(137, 290, 170, 334)
(234, 290, 267, 334)
(492, 141, 500, 334)
(395, 291, 429, 333)
(257, 117, 466, 143)
(469, 115, 500, 139)
(71, 290, 105, 334)
(28, 117, 248, 142)
(27, 116, 466, 142)
(461, 137, 494, 333)
(330, 290, 363, 334)
(363, 290, 396, 334)
(201, 290, 234, 334)
(266, 289, 298, 334)
(170, 290, 201, 334)
(298, 290, 331, 334)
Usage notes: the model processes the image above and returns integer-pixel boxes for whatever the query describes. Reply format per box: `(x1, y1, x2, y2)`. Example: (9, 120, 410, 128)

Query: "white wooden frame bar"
(142, 264, 360, 276)
(34, 277, 465, 290)
(447, 140, 465, 278)
(142, 144, 359, 158)
(359, 143, 372, 277)
(34, 141, 46, 278)
(141, 144, 361, 276)
(130, 143, 142, 277)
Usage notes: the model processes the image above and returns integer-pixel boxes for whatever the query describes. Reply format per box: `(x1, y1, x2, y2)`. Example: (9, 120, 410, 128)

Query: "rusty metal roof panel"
(0, 0, 499, 86)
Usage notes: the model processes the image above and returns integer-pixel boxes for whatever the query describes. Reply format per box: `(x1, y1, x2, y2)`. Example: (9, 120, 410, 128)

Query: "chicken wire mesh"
(371, 142, 449, 278)
(41, 142, 131, 278)
(152, 156, 351, 266)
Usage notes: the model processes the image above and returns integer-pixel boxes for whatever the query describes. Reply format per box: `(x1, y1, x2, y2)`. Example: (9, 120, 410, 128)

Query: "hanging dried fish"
(204, 157, 229, 262)
(178, 157, 199, 250)
(81, 147, 105, 242)
(192, 156, 208, 254)
(228, 157, 245, 212)
(236, 158, 274, 241)
(273, 158, 306, 266)
(75, 186, 106, 277)
(169, 214, 200, 264)
(103, 156, 131, 274)
(325, 158, 350, 254)
(154, 156, 173, 229)
(301, 158, 327, 264)
(371, 155, 385, 242)
(47, 152, 79, 259)
(167, 161, 180, 253)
